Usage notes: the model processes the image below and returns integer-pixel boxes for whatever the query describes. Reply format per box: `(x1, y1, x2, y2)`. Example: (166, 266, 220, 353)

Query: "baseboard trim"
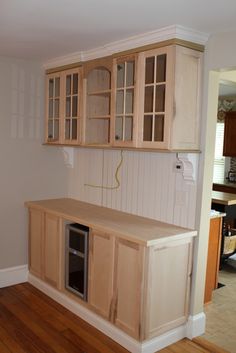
(186, 312, 206, 339)
(0, 265, 28, 288)
(28, 273, 205, 352)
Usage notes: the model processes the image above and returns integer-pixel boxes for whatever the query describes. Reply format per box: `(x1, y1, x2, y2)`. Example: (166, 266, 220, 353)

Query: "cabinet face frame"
(61, 67, 83, 145)
(137, 46, 175, 149)
(111, 54, 139, 147)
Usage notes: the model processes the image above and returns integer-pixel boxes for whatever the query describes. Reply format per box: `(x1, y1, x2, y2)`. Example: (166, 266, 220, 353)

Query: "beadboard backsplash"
(67, 149, 199, 229)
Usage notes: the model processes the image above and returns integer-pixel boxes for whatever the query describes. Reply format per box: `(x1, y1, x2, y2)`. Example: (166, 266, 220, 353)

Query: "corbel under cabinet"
(25, 198, 196, 342)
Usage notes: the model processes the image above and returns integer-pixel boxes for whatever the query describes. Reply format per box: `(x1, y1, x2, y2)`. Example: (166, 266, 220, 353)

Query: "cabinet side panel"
(172, 47, 202, 150)
(29, 209, 43, 278)
(88, 231, 114, 319)
(44, 213, 60, 288)
(147, 240, 191, 338)
(114, 240, 143, 339)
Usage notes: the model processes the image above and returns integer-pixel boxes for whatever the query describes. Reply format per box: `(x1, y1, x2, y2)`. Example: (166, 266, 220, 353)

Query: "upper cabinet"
(138, 46, 202, 150)
(45, 67, 82, 144)
(223, 112, 236, 157)
(45, 42, 203, 151)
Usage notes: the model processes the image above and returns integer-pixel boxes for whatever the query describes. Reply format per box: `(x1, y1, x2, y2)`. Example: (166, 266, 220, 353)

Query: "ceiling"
(1, 0, 236, 62)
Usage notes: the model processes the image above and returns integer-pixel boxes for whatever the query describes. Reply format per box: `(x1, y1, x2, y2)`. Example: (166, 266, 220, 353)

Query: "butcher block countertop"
(25, 198, 197, 247)
(212, 191, 236, 206)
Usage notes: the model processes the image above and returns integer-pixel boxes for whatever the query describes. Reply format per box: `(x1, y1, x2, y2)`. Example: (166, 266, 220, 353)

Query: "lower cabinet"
(28, 208, 62, 290)
(28, 207, 193, 342)
(88, 232, 193, 341)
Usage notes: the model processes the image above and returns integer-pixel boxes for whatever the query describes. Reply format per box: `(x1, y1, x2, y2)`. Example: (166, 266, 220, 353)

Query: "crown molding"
(43, 25, 209, 70)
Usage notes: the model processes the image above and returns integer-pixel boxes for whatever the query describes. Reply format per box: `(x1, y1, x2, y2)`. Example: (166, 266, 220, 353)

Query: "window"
(213, 122, 225, 183)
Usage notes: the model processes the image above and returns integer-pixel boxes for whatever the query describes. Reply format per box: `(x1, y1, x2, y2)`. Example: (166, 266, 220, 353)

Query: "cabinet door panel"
(145, 239, 192, 339)
(88, 230, 115, 319)
(29, 209, 43, 278)
(114, 239, 143, 339)
(43, 213, 60, 288)
(139, 47, 173, 149)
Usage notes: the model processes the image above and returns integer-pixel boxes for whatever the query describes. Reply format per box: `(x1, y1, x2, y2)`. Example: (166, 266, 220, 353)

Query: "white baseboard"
(28, 273, 206, 353)
(186, 312, 206, 339)
(0, 265, 28, 288)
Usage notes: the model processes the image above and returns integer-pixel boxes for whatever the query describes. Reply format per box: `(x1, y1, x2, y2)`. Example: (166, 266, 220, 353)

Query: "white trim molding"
(28, 273, 206, 353)
(44, 25, 209, 69)
(0, 265, 28, 288)
(186, 313, 206, 339)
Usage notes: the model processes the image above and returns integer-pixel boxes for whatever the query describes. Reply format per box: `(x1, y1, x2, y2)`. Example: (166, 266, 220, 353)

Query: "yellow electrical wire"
(84, 150, 124, 190)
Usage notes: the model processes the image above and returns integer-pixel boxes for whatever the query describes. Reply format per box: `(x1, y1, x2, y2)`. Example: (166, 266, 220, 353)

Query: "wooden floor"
(0, 283, 228, 353)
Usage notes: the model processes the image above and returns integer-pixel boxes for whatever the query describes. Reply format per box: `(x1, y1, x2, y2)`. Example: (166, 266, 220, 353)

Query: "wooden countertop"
(212, 191, 236, 206)
(25, 198, 197, 247)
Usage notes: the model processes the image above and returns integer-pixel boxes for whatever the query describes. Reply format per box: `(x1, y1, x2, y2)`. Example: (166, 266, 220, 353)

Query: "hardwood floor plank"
(0, 284, 228, 353)
(0, 305, 49, 353)
(0, 324, 27, 353)
(12, 284, 129, 353)
(0, 291, 84, 353)
(0, 340, 12, 353)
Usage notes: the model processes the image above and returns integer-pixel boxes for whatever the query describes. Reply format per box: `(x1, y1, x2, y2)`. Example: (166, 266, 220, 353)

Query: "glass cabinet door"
(113, 56, 137, 146)
(47, 75, 61, 141)
(63, 68, 81, 143)
(143, 54, 166, 143)
(140, 47, 172, 148)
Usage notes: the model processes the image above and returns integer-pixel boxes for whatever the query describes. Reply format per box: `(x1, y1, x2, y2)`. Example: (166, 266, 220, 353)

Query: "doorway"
(203, 70, 236, 352)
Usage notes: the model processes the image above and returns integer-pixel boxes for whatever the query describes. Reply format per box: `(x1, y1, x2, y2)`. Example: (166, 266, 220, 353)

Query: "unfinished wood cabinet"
(113, 238, 144, 339)
(43, 213, 62, 289)
(111, 55, 138, 147)
(29, 208, 43, 278)
(144, 239, 192, 339)
(26, 198, 196, 343)
(45, 67, 82, 144)
(45, 42, 202, 151)
(83, 58, 112, 146)
(28, 208, 62, 290)
(138, 45, 202, 150)
(88, 229, 115, 319)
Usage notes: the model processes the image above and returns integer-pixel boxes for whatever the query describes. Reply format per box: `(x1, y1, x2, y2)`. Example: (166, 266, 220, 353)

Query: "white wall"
(0, 57, 69, 269)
